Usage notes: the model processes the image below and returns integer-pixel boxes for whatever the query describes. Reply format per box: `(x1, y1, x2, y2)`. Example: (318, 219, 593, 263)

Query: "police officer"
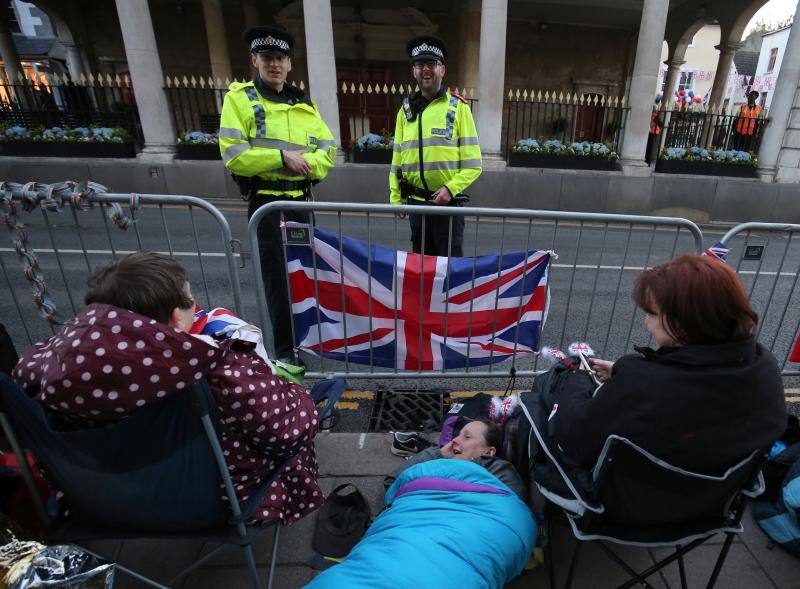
(219, 26, 336, 362)
(389, 35, 482, 257)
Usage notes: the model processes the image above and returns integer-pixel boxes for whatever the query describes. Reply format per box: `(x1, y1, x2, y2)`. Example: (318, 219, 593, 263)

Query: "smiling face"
(450, 420, 496, 460)
(252, 52, 291, 91)
(411, 60, 445, 97)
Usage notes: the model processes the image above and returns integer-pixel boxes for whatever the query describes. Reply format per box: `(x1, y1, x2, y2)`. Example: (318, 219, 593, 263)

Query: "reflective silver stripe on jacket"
(400, 158, 482, 173)
(398, 137, 458, 151)
(316, 139, 335, 151)
(250, 137, 308, 151)
(244, 86, 267, 138)
(219, 127, 245, 140)
(222, 142, 250, 163)
(458, 136, 480, 147)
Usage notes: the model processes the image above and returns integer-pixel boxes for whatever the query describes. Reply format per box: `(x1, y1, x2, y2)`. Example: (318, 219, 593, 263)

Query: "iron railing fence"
(0, 72, 142, 144)
(502, 91, 629, 156)
(654, 107, 768, 155)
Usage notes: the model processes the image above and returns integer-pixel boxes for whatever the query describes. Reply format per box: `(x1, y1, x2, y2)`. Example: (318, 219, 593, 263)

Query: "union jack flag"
(285, 224, 552, 370)
(702, 241, 730, 262)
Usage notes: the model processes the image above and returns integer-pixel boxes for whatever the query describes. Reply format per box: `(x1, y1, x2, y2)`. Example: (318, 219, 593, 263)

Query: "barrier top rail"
(248, 201, 704, 380)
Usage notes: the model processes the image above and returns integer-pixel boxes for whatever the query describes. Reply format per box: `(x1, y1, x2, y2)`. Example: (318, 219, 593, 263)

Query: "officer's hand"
(431, 186, 453, 205)
(282, 150, 311, 176)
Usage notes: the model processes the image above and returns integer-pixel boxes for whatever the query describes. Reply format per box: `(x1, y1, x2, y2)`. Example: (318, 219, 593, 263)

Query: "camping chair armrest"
(742, 470, 765, 499)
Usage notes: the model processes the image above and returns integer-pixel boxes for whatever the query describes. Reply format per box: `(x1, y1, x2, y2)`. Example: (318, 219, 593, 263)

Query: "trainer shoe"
(390, 431, 432, 457)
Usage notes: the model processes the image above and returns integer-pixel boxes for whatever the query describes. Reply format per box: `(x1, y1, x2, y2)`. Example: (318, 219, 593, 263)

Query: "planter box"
(508, 151, 618, 171)
(0, 140, 135, 158)
(710, 163, 757, 178)
(0, 140, 136, 158)
(176, 143, 221, 160)
(352, 149, 392, 164)
(654, 159, 713, 176)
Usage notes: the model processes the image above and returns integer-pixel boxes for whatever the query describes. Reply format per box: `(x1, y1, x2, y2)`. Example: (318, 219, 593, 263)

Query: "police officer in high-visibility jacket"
(389, 35, 482, 257)
(219, 26, 336, 362)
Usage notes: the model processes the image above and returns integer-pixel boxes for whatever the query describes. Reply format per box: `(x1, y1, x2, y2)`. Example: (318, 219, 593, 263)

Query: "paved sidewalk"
(99, 433, 798, 589)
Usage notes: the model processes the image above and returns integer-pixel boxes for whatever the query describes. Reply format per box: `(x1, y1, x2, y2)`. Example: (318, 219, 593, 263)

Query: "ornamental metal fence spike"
(172, 75, 181, 87)
(87, 72, 95, 85)
(383, 83, 389, 93)
(507, 89, 513, 100)
(366, 83, 373, 94)
(350, 82, 356, 92)
(79, 73, 88, 85)
(190, 75, 198, 87)
(390, 83, 397, 94)
(198, 77, 206, 88)
(182, 75, 190, 87)
(224, 77, 231, 86)
(620, 95, 626, 107)
(340, 81, 347, 93)
(357, 82, 364, 92)
(515, 89, 521, 100)
(106, 74, 114, 85)
(299, 80, 306, 90)
(415, 84, 420, 92)
(165, 75, 172, 87)
(215, 76, 223, 88)
(522, 89, 528, 100)
(544, 91, 550, 102)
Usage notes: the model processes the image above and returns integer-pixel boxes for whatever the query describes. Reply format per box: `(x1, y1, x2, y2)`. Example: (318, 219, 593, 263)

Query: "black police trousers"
(407, 198, 464, 257)
(247, 193, 311, 359)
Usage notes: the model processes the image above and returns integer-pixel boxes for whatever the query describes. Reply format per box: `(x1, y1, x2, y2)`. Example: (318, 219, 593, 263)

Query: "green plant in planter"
(712, 149, 757, 166)
(1, 125, 131, 143)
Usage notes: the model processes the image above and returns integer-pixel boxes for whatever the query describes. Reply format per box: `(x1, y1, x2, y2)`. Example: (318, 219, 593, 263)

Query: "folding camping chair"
(536, 432, 764, 589)
(0, 373, 339, 589)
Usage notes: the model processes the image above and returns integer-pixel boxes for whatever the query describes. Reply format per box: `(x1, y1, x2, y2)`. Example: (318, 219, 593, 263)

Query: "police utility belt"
(400, 182, 469, 205)
(231, 174, 316, 200)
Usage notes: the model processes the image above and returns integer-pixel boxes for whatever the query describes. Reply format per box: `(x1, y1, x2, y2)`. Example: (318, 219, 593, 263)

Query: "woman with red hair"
(555, 254, 786, 474)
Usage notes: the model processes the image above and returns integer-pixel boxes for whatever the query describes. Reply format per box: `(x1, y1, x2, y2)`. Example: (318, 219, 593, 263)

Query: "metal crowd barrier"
(721, 222, 800, 378)
(1, 188, 243, 354)
(249, 201, 703, 380)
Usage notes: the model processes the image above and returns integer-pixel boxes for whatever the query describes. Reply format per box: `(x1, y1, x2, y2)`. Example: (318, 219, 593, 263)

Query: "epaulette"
(452, 92, 469, 105)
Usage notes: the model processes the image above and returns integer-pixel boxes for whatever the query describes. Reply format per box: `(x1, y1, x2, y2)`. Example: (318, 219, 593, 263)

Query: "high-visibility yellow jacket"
(219, 80, 336, 197)
(389, 89, 482, 205)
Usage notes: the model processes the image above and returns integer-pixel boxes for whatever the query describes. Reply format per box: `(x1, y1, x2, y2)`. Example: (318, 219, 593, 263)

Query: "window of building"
(767, 47, 779, 72)
(6, 2, 21, 34)
(761, 91, 768, 106)
(678, 71, 695, 93)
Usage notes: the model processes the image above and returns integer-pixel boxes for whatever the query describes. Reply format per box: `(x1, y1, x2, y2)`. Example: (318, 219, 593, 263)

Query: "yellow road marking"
(333, 401, 360, 410)
(342, 390, 376, 399)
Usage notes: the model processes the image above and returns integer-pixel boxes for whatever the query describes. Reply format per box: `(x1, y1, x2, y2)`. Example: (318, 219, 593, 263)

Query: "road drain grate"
(367, 388, 447, 432)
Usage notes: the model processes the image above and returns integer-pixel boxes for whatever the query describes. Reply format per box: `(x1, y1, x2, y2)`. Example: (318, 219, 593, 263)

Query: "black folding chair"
(0, 373, 333, 589)
(530, 424, 764, 589)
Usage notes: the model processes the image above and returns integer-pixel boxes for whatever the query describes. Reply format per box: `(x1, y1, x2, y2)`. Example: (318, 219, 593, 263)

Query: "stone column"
(759, 6, 800, 183)
(202, 0, 233, 83)
(661, 59, 685, 109)
(458, 0, 480, 93)
(242, 0, 259, 29)
(302, 0, 342, 149)
(707, 43, 740, 109)
(114, 0, 176, 155)
(619, 0, 670, 171)
(63, 42, 86, 81)
(477, 0, 508, 162)
(0, 18, 23, 81)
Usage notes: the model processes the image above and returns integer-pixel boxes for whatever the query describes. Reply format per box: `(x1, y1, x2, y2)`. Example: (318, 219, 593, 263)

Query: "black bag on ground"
(313, 484, 371, 559)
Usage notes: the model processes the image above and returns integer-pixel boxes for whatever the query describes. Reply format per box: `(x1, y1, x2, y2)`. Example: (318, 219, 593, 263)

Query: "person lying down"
(306, 419, 537, 589)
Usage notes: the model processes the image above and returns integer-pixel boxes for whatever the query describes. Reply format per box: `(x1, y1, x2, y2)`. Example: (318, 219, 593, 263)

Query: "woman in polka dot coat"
(13, 252, 322, 525)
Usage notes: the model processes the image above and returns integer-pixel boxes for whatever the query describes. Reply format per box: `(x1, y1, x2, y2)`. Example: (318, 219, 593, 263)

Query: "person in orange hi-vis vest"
(734, 90, 762, 151)
(646, 110, 663, 165)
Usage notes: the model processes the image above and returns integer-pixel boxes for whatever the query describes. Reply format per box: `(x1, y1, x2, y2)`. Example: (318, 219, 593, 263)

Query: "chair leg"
(564, 540, 582, 589)
(676, 545, 687, 589)
(546, 519, 555, 589)
(242, 542, 260, 589)
(266, 524, 281, 589)
(706, 532, 735, 589)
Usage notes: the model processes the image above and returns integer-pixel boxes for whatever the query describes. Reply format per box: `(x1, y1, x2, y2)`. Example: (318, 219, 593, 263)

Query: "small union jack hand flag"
(568, 342, 596, 357)
(702, 242, 730, 262)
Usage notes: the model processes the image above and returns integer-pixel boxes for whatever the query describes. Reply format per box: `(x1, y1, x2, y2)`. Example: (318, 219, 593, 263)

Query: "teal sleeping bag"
(307, 458, 536, 589)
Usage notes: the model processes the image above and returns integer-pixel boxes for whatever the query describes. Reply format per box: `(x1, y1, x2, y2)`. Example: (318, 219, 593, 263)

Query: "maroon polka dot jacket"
(14, 303, 322, 525)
